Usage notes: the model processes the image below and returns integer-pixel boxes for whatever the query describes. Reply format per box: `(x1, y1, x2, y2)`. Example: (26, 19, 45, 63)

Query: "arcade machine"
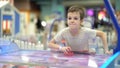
(101, 0, 120, 68)
(0, 1, 20, 37)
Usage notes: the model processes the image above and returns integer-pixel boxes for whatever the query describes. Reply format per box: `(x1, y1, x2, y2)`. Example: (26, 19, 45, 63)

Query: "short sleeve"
(53, 30, 64, 43)
(85, 28, 97, 39)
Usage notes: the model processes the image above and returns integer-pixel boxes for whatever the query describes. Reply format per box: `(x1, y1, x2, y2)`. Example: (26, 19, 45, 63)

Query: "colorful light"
(87, 9, 94, 16)
(98, 11, 106, 20)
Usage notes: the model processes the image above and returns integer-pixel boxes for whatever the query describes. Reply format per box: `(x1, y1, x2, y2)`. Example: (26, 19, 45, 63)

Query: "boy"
(48, 5, 111, 55)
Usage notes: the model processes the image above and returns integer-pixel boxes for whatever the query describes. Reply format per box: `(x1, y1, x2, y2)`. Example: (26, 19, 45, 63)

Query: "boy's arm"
(48, 39, 60, 50)
(96, 30, 109, 53)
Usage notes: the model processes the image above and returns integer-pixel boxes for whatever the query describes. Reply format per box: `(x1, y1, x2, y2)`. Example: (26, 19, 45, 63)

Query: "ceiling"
(30, 0, 115, 7)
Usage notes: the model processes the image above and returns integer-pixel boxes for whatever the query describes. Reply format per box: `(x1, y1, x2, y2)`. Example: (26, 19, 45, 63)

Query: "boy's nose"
(70, 19, 74, 23)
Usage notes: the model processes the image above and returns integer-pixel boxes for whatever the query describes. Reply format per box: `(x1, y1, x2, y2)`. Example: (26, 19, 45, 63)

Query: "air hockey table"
(0, 38, 111, 68)
(0, 50, 111, 68)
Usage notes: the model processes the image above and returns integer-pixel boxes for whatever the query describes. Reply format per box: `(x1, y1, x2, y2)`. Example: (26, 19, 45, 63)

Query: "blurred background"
(0, 0, 120, 53)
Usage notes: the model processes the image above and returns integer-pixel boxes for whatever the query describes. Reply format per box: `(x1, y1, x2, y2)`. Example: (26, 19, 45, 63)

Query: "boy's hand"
(61, 46, 74, 56)
(105, 50, 112, 55)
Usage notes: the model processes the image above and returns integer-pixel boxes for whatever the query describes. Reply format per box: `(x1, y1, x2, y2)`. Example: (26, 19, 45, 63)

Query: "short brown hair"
(68, 5, 85, 20)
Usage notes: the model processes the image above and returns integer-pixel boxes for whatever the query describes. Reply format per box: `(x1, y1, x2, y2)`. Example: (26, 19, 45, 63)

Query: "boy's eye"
(74, 17, 78, 20)
(68, 17, 71, 20)
(67, 17, 79, 20)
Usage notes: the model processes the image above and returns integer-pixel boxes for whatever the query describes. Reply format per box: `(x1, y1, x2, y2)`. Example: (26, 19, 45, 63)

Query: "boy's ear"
(80, 19, 84, 26)
(80, 19, 83, 23)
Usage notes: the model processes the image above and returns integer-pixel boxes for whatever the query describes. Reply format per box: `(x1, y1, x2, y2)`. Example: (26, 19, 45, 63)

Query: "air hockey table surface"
(0, 50, 111, 68)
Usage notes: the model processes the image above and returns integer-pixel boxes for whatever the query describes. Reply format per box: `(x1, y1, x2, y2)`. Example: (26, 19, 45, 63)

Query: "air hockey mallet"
(61, 39, 74, 56)
(103, 0, 120, 54)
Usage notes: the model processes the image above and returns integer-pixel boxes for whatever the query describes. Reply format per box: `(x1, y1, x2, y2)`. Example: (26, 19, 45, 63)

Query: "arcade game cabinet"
(0, 2, 20, 37)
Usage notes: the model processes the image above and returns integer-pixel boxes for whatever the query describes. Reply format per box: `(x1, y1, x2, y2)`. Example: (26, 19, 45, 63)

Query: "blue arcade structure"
(101, 0, 120, 68)
(0, 2, 20, 37)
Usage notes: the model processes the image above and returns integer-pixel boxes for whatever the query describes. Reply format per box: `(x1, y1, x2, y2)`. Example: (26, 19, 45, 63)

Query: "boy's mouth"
(69, 23, 76, 25)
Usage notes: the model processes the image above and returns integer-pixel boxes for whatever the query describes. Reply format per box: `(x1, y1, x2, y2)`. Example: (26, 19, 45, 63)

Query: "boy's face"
(67, 12, 81, 29)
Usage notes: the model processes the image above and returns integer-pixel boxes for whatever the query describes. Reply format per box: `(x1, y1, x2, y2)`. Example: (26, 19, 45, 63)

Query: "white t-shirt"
(54, 27, 97, 52)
